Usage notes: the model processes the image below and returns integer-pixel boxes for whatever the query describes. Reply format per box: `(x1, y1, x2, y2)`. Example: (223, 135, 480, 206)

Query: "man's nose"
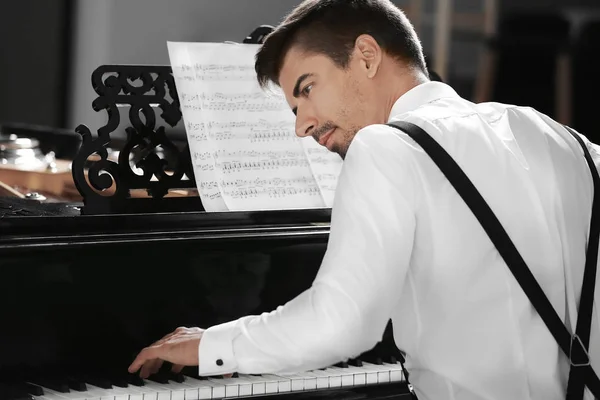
(295, 106, 316, 138)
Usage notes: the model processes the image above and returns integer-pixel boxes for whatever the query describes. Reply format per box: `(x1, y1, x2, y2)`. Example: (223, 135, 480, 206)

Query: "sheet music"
(167, 41, 343, 211)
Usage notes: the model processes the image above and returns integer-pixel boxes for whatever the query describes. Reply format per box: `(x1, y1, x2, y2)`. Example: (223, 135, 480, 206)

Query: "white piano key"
(34, 385, 91, 400)
(168, 379, 199, 400)
(287, 372, 317, 391)
(259, 374, 292, 392)
(346, 365, 368, 385)
(148, 380, 190, 400)
(206, 377, 243, 398)
(302, 370, 330, 389)
(227, 376, 261, 396)
(176, 377, 211, 400)
(320, 368, 343, 387)
(187, 377, 226, 399)
(227, 378, 252, 397)
(134, 384, 158, 400)
(182, 377, 221, 400)
(78, 384, 117, 400)
(86, 383, 133, 400)
(236, 374, 267, 395)
(355, 364, 380, 385)
(123, 383, 157, 400)
(126, 389, 144, 400)
(274, 373, 305, 391)
(383, 362, 405, 382)
(141, 380, 178, 400)
(196, 386, 212, 400)
(300, 374, 317, 390)
(328, 368, 354, 387)
(327, 365, 366, 386)
(361, 362, 391, 383)
(31, 388, 87, 400)
(33, 396, 71, 400)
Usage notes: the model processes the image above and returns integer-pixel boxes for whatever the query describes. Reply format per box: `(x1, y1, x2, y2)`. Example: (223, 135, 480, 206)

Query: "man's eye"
(301, 84, 313, 96)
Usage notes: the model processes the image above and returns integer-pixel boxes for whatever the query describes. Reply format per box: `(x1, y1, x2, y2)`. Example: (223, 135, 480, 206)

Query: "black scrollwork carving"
(72, 28, 274, 215)
(72, 65, 201, 214)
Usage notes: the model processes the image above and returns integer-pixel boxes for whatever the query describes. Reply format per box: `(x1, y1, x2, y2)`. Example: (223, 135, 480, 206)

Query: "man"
(129, 0, 600, 398)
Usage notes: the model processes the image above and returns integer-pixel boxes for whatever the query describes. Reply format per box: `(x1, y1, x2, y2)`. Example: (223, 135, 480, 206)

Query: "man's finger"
(128, 346, 161, 373)
(140, 361, 154, 379)
(140, 358, 162, 378)
(150, 358, 164, 375)
(172, 364, 184, 374)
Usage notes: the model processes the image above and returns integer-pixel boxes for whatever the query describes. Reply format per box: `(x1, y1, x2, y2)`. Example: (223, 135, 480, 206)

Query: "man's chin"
(330, 143, 347, 160)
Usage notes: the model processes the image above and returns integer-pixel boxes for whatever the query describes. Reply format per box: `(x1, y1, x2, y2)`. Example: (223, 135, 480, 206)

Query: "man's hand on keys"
(128, 326, 204, 378)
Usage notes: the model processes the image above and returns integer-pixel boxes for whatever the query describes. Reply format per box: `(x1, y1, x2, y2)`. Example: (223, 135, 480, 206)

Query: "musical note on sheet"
(167, 41, 343, 211)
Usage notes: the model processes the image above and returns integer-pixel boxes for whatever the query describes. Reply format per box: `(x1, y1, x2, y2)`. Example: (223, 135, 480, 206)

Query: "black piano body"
(0, 198, 412, 400)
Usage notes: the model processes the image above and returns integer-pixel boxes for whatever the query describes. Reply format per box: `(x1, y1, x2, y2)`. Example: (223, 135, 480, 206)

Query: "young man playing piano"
(129, 0, 600, 398)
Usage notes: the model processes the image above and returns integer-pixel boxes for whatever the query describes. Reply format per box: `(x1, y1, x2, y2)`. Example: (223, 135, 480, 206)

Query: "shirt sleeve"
(198, 126, 418, 376)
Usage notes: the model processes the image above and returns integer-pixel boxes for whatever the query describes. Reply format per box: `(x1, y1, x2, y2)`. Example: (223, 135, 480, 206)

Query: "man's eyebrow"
(292, 73, 313, 98)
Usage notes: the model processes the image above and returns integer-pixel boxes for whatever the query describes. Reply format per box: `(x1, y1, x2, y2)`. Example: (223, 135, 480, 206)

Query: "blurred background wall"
(1, 0, 599, 140)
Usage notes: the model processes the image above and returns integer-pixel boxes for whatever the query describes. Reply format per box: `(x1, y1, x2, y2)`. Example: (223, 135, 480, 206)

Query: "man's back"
(360, 82, 600, 399)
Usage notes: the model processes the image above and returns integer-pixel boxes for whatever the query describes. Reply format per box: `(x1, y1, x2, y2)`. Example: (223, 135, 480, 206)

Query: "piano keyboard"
(12, 361, 405, 400)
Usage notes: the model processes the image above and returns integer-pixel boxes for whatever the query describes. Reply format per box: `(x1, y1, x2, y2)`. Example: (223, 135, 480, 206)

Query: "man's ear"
(354, 34, 382, 78)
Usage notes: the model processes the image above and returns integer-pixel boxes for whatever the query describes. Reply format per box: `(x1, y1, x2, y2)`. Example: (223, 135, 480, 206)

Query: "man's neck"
(383, 69, 429, 119)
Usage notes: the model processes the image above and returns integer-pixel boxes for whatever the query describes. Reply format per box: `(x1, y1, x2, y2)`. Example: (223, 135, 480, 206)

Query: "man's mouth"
(318, 128, 336, 147)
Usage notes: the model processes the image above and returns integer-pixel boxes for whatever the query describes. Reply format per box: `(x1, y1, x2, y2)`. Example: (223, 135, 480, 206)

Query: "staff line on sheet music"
(182, 103, 290, 112)
(186, 120, 292, 131)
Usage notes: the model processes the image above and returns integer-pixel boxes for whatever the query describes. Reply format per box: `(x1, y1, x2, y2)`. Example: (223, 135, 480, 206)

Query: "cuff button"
(216, 359, 224, 366)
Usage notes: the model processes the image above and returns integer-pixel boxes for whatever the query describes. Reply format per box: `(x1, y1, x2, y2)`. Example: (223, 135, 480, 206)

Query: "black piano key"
(182, 366, 198, 378)
(83, 375, 112, 389)
(148, 373, 169, 384)
(167, 371, 185, 383)
(349, 358, 363, 367)
(32, 377, 69, 393)
(0, 383, 35, 400)
(128, 374, 145, 387)
(110, 375, 129, 388)
(65, 376, 87, 392)
(335, 361, 349, 368)
(9, 383, 43, 397)
(361, 352, 384, 365)
(231, 372, 239, 378)
(386, 355, 398, 364)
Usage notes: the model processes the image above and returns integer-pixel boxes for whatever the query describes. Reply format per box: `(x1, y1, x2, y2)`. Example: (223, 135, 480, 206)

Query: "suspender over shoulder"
(387, 120, 600, 399)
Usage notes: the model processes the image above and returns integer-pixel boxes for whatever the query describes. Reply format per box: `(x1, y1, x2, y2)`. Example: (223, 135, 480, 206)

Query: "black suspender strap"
(564, 125, 600, 400)
(387, 120, 600, 398)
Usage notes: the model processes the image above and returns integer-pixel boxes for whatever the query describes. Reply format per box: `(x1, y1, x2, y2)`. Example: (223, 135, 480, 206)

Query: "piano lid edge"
(0, 211, 332, 252)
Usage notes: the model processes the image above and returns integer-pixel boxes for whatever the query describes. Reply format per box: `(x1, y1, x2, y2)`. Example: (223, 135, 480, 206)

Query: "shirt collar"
(387, 81, 460, 122)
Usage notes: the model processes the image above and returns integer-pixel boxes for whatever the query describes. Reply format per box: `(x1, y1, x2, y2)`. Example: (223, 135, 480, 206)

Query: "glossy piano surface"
(0, 197, 412, 400)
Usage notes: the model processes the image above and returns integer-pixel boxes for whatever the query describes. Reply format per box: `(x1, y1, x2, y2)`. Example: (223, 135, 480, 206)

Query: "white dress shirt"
(198, 81, 600, 400)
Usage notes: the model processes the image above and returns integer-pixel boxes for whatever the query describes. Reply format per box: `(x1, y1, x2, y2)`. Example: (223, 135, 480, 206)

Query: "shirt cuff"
(198, 319, 241, 375)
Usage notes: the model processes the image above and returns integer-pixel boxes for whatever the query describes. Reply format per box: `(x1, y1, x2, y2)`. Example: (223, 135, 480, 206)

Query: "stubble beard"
(331, 126, 360, 160)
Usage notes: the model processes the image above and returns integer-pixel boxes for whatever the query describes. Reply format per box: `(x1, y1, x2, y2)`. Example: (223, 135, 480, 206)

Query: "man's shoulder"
(344, 117, 431, 171)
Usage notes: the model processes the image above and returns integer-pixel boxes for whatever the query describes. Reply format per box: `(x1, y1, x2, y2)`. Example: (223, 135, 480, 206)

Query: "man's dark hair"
(255, 0, 428, 88)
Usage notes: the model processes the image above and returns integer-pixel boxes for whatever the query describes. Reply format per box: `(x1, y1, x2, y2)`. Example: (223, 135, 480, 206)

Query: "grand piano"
(0, 28, 414, 400)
